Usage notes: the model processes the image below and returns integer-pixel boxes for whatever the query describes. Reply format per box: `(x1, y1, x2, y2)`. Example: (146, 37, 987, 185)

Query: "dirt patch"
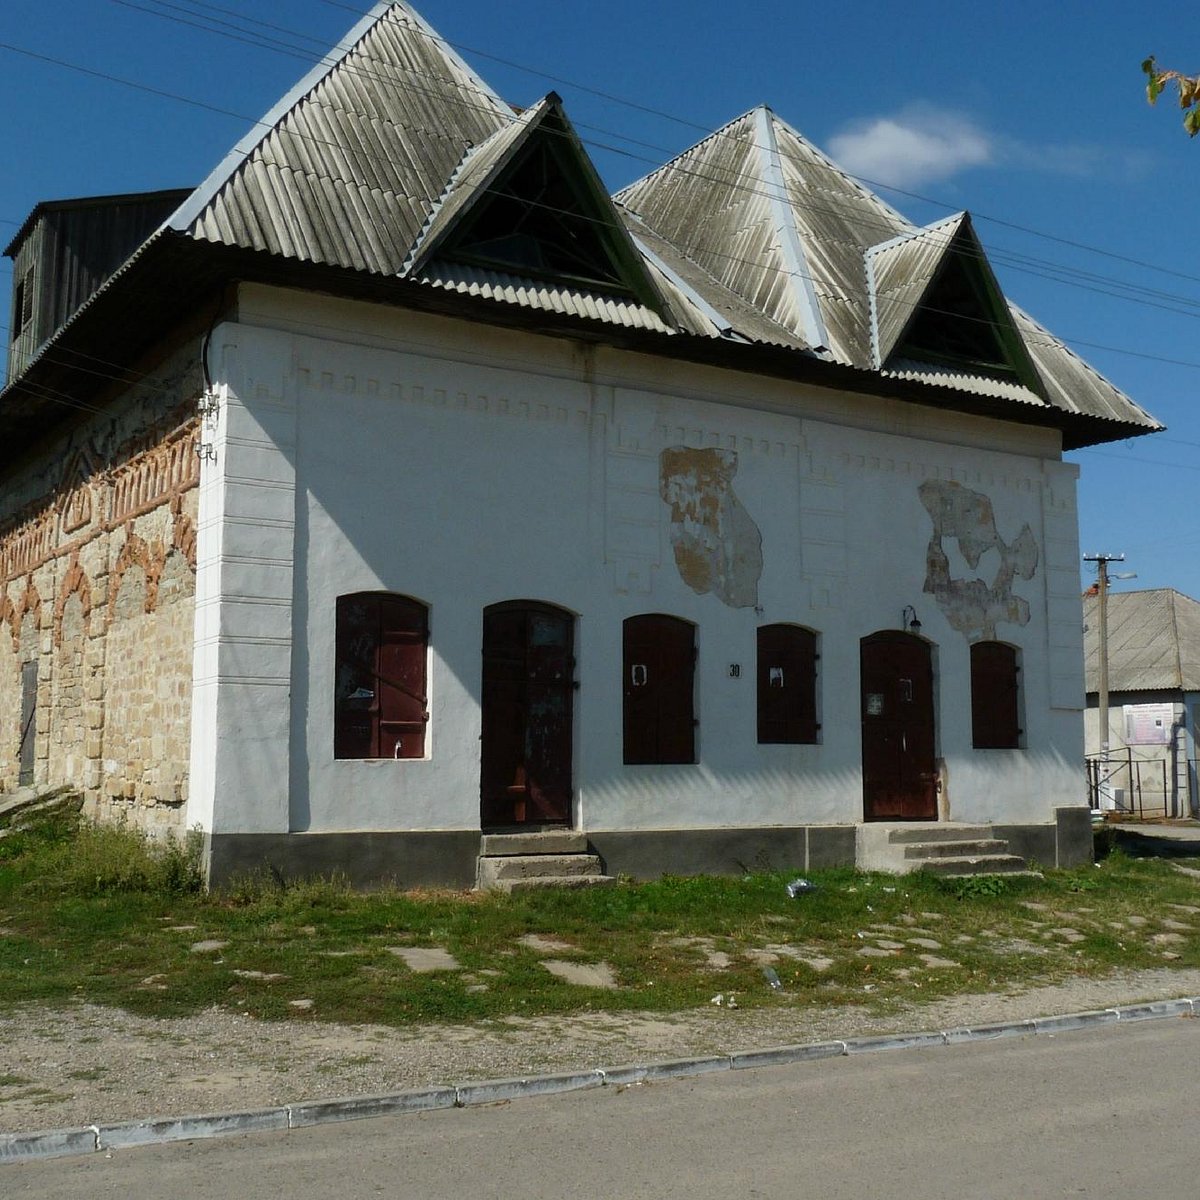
(4, 968, 1200, 1135)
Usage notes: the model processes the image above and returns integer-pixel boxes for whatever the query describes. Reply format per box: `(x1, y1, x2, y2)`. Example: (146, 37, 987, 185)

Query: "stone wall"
(0, 344, 201, 838)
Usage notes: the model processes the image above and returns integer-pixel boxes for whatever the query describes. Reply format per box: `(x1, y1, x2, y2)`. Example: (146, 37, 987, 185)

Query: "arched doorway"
(860, 631, 937, 820)
(480, 601, 575, 827)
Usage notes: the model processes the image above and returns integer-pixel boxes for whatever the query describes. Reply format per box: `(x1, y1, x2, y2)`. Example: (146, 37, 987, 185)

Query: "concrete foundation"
(201, 816, 1088, 890)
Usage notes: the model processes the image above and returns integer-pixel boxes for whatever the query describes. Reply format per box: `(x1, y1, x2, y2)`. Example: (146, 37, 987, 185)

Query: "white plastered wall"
(187, 285, 1085, 837)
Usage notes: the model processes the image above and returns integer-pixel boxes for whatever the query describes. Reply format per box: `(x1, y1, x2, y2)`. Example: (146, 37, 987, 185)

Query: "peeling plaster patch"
(918, 480, 1038, 639)
(659, 447, 763, 608)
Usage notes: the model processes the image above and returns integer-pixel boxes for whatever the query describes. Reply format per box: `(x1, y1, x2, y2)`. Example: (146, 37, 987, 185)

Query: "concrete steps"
(917, 854, 1030, 876)
(858, 822, 1030, 877)
(476, 829, 615, 892)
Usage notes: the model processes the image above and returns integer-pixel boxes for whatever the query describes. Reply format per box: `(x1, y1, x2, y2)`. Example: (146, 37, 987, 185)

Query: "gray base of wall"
(994, 807, 1094, 870)
(202, 812, 1093, 891)
(588, 826, 855, 881)
(203, 831, 482, 890)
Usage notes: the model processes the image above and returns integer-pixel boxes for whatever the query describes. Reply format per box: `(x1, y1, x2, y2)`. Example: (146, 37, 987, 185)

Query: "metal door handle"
(631, 664, 648, 687)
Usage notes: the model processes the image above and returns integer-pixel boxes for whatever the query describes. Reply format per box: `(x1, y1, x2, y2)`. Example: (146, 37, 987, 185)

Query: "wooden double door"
(860, 631, 937, 821)
(480, 602, 575, 827)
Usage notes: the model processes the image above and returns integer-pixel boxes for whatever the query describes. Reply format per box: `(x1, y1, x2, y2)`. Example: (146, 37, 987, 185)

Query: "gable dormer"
(4, 189, 191, 385)
(407, 95, 667, 315)
(866, 212, 1044, 395)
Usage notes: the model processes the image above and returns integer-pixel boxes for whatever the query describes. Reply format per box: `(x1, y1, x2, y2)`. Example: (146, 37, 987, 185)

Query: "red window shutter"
(757, 625, 818, 744)
(335, 593, 428, 759)
(623, 614, 695, 765)
(971, 641, 1020, 749)
(377, 596, 428, 759)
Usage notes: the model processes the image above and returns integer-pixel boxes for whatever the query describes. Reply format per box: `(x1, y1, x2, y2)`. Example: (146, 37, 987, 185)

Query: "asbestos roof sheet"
(618, 105, 1157, 435)
(1084, 589, 1200, 694)
(615, 111, 822, 351)
(620, 211, 813, 348)
(1012, 306, 1160, 429)
(418, 260, 679, 333)
(2, 1, 1163, 448)
(174, 1, 513, 275)
(867, 214, 967, 365)
(883, 358, 1047, 408)
(403, 102, 543, 273)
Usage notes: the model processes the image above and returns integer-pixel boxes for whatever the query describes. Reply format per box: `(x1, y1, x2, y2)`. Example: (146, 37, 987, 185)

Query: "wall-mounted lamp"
(902, 605, 922, 634)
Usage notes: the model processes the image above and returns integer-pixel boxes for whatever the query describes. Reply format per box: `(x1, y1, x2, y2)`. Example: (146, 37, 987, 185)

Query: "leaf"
(1185, 107, 1200, 137)
(1147, 75, 1163, 105)
(1142, 56, 1157, 75)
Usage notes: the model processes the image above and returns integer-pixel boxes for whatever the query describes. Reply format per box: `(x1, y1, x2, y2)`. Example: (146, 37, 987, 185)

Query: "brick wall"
(0, 344, 202, 839)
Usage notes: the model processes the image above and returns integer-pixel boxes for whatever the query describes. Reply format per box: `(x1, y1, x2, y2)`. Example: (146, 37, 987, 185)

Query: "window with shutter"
(757, 624, 819, 744)
(335, 593, 429, 759)
(970, 641, 1021, 749)
(623, 614, 696, 765)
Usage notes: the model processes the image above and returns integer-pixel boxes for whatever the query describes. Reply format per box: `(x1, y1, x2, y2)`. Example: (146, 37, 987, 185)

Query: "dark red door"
(860, 631, 937, 820)
(623, 615, 696, 764)
(481, 602, 574, 827)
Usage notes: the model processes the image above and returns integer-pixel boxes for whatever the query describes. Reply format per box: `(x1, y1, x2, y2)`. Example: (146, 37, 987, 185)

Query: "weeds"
(18, 818, 203, 897)
(935, 873, 1016, 900)
(2, 808, 1200, 1027)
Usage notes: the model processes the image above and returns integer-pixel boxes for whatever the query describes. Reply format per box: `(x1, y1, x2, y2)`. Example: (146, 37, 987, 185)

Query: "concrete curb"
(3, 996, 1196, 1165)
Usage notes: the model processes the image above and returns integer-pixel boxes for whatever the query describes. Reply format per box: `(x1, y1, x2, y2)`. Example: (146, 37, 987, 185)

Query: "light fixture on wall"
(902, 605, 922, 634)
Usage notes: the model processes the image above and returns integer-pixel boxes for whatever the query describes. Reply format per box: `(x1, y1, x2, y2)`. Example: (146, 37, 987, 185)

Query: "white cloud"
(826, 104, 1149, 192)
(827, 105, 993, 189)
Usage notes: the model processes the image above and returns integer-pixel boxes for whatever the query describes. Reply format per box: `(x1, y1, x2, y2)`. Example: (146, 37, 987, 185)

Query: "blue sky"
(2, 0, 1199, 601)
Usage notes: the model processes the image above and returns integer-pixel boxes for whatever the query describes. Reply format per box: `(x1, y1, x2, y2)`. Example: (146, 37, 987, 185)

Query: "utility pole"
(1084, 553, 1122, 758)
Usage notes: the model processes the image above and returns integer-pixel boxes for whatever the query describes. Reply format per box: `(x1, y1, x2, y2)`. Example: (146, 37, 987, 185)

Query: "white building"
(0, 2, 1160, 886)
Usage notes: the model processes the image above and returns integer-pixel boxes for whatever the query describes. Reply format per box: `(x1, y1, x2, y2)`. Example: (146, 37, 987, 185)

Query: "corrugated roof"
(417, 260, 679, 333)
(174, 1, 513, 274)
(1084, 588, 1200, 693)
(403, 101, 543, 274)
(615, 110, 822, 351)
(618, 106, 1158, 435)
(883, 359, 1047, 407)
(1, 0, 1164, 451)
(620, 211, 813, 348)
(867, 214, 967, 365)
(1012, 306, 1160, 429)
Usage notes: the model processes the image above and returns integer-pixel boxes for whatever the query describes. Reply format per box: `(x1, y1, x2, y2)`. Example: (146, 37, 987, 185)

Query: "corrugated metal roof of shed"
(1084, 589, 1200, 693)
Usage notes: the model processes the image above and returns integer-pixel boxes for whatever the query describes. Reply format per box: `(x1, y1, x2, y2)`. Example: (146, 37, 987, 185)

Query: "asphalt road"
(8, 1018, 1200, 1199)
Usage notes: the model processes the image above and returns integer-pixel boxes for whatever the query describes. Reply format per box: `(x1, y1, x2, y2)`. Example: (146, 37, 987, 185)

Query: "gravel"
(4, 967, 1200, 1135)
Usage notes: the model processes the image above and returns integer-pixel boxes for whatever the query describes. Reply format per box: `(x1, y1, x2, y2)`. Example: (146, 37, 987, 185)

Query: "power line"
(0, 27, 1190, 355)
(307, 0, 1200, 291)
(79, 0, 1200, 309)
(0, 2, 1189, 339)
(0, 5, 1193, 392)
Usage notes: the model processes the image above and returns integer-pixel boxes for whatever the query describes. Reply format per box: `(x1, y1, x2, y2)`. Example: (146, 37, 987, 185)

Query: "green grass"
(3, 810, 1200, 1027)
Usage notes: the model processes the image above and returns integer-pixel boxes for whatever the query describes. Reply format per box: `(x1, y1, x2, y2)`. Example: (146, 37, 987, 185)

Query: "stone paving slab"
(540, 960, 618, 988)
(387, 947, 461, 972)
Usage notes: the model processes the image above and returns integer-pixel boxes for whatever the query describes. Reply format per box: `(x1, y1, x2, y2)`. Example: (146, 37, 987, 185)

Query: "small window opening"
(970, 640, 1021, 749)
(335, 593, 429, 759)
(757, 625, 819, 744)
(623, 614, 696, 764)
